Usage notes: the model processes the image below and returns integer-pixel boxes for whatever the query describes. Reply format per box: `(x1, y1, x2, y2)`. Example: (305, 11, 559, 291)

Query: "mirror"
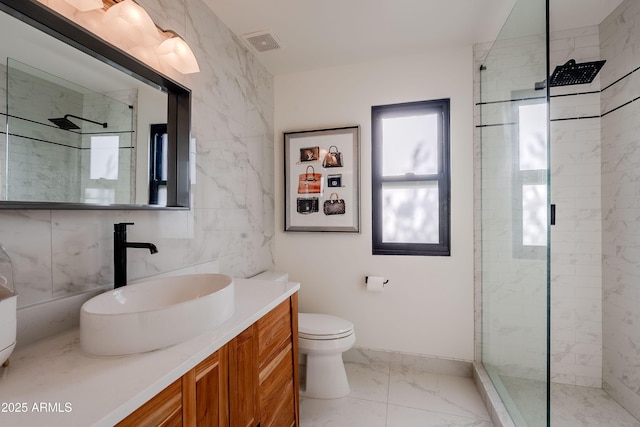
(0, 1, 191, 209)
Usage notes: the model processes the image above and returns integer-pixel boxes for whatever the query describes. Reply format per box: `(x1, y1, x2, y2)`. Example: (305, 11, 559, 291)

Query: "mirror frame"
(0, 0, 191, 209)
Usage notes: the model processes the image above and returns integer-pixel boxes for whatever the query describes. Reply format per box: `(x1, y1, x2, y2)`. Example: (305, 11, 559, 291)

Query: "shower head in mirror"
(48, 114, 107, 130)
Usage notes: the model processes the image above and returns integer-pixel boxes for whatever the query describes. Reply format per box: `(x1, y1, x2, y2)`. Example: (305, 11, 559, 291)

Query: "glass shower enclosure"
(479, 0, 550, 425)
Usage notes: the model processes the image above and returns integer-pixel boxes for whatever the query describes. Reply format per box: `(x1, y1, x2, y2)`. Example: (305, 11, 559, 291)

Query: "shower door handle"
(550, 204, 556, 226)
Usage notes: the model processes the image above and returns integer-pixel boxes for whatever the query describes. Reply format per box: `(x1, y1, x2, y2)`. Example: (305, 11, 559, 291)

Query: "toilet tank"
(250, 271, 289, 282)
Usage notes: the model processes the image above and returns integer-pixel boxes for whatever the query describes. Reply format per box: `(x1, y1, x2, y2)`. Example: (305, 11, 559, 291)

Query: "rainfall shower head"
(549, 59, 606, 87)
(48, 116, 80, 130)
(48, 114, 107, 130)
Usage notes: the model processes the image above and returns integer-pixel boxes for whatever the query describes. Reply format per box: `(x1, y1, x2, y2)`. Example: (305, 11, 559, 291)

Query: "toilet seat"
(299, 313, 354, 340)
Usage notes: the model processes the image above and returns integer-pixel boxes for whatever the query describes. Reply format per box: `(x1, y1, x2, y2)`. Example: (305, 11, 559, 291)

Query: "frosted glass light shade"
(128, 45, 162, 70)
(44, 0, 78, 17)
(102, 0, 160, 48)
(157, 35, 200, 74)
(64, 0, 103, 11)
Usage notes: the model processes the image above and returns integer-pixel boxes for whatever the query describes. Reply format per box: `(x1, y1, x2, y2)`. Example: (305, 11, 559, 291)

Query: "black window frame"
(149, 123, 168, 205)
(371, 98, 451, 256)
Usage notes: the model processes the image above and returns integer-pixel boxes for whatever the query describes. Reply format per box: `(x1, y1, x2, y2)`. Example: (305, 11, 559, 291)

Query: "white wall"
(274, 47, 475, 360)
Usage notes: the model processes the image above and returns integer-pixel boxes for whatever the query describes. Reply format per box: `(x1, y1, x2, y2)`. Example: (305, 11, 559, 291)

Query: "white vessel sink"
(80, 274, 235, 357)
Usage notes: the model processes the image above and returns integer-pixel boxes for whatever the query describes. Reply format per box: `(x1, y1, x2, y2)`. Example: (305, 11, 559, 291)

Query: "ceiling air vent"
(243, 31, 281, 53)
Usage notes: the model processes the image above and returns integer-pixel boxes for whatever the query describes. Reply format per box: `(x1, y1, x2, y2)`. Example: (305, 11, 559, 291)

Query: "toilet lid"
(298, 313, 354, 339)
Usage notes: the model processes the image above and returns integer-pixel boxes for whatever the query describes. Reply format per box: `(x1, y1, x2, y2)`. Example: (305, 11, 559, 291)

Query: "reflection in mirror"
(0, 1, 190, 209)
(4, 59, 137, 204)
(149, 124, 168, 205)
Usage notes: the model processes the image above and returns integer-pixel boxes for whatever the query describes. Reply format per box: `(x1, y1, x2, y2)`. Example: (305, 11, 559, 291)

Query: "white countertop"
(0, 278, 299, 427)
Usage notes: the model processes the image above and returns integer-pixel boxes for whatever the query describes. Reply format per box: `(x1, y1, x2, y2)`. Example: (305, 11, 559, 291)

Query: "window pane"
(382, 182, 439, 244)
(522, 184, 547, 246)
(382, 114, 438, 176)
(90, 136, 119, 180)
(519, 103, 547, 171)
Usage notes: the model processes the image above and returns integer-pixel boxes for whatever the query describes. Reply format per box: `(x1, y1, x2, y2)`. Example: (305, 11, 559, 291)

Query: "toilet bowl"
(249, 270, 356, 399)
(298, 313, 355, 399)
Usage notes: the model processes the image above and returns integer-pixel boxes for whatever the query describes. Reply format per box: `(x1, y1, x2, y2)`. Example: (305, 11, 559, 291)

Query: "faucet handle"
(114, 222, 134, 232)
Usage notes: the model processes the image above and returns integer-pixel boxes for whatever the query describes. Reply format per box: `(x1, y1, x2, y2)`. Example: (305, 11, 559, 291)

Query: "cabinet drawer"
(257, 299, 292, 366)
(116, 378, 182, 427)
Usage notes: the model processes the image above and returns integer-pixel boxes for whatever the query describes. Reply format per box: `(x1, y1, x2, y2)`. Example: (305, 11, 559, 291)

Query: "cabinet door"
(192, 346, 229, 427)
(257, 295, 299, 427)
(229, 324, 259, 427)
(116, 378, 183, 427)
(259, 343, 296, 427)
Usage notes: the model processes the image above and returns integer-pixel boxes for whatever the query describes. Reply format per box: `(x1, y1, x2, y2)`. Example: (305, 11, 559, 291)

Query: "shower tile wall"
(474, 26, 605, 388)
(549, 26, 603, 388)
(600, 0, 640, 420)
(2, 64, 83, 202)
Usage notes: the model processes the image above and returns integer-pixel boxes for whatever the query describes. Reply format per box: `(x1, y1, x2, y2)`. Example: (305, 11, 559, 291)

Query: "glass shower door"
(479, 0, 549, 425)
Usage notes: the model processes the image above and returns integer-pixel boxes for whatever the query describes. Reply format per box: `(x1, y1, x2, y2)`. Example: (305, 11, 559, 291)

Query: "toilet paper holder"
(365, 276, 389, 285)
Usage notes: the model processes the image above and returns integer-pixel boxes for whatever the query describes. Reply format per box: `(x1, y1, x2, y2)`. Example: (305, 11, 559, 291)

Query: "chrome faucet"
(113, 222, 158, 288)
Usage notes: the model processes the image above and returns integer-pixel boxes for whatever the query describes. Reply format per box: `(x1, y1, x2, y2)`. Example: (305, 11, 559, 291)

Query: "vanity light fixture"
(157, 31, 200, 75)
(38, 0, 201, 75)
(102, 0, 161, 48)
(62, 0, 103, 12)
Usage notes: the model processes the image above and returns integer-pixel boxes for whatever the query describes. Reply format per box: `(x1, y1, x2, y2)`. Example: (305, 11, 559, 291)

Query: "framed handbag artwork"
(284, 126, 360, 232)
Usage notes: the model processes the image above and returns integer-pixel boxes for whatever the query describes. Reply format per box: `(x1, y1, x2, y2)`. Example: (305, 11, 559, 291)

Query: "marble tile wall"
(0, 0, 275, 339)
(600, 0, 640, 420)
(3, 63, 83, 202)
(474, 24, 604, 388)
(343, 347, 473, 379)
(549, 25, 603, 388)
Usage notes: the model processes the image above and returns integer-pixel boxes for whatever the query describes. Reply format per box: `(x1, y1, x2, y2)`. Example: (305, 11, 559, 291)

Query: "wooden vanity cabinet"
(191, 346, 229, 426)
(256, 295, 299, 427)
(115, 377, 183, 427)
(116, 293, 299, 427)
(228, 324, 259, 427)
(116, 347, 228, 427)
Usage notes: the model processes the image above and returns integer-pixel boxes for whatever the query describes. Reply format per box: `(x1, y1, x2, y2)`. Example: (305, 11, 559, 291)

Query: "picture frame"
(284, 126, 360, 232)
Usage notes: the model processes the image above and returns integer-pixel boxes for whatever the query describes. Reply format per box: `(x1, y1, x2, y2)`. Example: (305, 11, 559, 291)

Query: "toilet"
(250, 271, 356, 399)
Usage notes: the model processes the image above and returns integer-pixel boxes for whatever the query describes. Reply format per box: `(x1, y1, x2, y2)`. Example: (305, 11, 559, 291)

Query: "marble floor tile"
(344, 361, 390, 403)
(493, 374, 640, 427)
(498, 375, 547, 426)
(299, 361, 493, 427)
(387, 405, 494, 427)
(388, 369, 492, 421)
(300, 396, 387, 427)
(551, 383, 640, 427)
